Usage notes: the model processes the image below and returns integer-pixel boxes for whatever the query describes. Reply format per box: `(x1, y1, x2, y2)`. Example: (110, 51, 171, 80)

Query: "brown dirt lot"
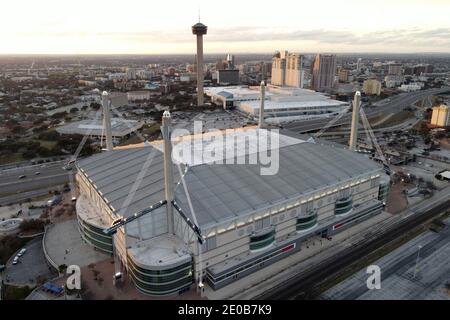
(40, 192, 76, 223)
(386, 182, 411, 214)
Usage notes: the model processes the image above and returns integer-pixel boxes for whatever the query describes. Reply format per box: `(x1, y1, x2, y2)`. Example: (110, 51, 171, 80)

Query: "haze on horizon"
(1, 0, 449, 55)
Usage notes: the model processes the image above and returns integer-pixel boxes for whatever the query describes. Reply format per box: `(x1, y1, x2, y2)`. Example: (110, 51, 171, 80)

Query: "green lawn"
(372, 110, 415, 129)
(141, 123, 161, 136)
(37, 140, 58, 149)
(0, 153, 23, 165)
(2, 284, 35, 300)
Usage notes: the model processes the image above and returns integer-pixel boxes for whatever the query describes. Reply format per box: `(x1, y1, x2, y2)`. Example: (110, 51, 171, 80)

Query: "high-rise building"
(431, 105, 450, 127)
(271, 51, 304, 88)
(338, 69, 350, 82)
(414, 64, 434, 75)
(312, 54, 337, 91)
(192, 22, 207, 106)
(261, 62, 272, 77)
(215, 60, 227, 71)
(216, 69, 240, 85)
(356, 58, 362, 72)
(126, 67, 136, 80)
(226, 54, 235, 69)
(216, 54, 236, 71)
(362, 79, 382, 96)
(167, 67, 176, 76)
(388, 63, 402, 76)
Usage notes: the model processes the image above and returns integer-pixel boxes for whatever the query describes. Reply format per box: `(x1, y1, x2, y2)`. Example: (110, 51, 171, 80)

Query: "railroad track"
(256, 200, 450, 300)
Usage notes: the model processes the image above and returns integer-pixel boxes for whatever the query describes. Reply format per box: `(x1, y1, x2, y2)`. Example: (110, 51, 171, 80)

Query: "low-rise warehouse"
(206, 85, 349, 122)
(57, 118, 144, 141)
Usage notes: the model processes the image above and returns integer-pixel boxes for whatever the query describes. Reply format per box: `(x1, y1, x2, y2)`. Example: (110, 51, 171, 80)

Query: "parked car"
(47, 195, 62, 206)
(17, 248, 27, 257)
(12, 256, 19, 265)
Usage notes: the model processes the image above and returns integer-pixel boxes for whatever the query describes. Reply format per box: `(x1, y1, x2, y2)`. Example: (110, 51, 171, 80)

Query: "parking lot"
(171, 110, 253, 136)
(4, 236, 57, 286)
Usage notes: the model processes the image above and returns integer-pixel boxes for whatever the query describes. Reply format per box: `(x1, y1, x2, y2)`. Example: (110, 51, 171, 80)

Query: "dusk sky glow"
(1, 0, 449, 54)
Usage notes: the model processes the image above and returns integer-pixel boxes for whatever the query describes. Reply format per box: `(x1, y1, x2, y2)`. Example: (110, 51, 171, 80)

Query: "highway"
(326, 225, 450, 300)
(283, 87, 449, 133)
(0, 162, 71, 204)
(255, 186, 450, 300)
(318, 117, 420, 137)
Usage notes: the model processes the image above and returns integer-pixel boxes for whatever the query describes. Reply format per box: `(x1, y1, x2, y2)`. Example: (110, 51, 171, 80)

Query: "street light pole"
(413, 245, 422, 279)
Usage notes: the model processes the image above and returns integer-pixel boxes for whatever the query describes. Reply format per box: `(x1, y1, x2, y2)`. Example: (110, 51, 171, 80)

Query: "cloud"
(14, 27, 450, 50)
(206, 27, 450, 47)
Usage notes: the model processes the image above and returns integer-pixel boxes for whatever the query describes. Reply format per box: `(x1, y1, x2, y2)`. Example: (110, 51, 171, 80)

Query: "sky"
(0, 0, 449, 54)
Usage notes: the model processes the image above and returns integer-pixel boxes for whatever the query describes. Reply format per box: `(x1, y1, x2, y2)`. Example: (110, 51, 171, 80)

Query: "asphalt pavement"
(3, 236, 57, 286)
(284, 87, 449, 133)
(0, 162, 71, 204)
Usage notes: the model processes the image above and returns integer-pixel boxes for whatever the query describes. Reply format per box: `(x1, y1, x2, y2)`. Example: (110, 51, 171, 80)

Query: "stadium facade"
(75, 113, 386, 296)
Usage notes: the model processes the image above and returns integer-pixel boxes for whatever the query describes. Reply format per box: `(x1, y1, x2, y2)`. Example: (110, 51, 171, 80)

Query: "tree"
(19, 218, 47, 233)
(51, 111, 67, 119)
(70, 107, 79, 113)
(38, 130, 60, 141)
(90, 102, 101, 110)
(22, 149, 37, 159)
(11, 125, 25, 134)
(33, 125, 48, 133)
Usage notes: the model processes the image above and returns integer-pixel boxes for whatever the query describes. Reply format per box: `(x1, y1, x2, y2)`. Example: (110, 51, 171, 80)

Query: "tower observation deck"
(192, 22, 208, 106)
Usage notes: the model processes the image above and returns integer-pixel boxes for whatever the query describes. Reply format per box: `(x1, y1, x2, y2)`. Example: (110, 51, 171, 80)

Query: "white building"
(399, 82, 424, 92)
(205, 85, 348, 122)
(384, 75, 404, 88)
(108, 73, 127, 80)
(56, 118, 143, 140)
(127, 91, 151, 102)
(126, 68, 137, 80)
(179, 73, 197, 82)
(136, 69, 155, 80)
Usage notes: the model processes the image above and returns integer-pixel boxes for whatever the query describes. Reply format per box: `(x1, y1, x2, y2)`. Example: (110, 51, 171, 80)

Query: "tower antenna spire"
(198, 5, 201, 22)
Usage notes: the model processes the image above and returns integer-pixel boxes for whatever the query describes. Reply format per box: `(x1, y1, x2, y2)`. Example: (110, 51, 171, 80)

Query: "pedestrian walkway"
(44, 219, 108, 268)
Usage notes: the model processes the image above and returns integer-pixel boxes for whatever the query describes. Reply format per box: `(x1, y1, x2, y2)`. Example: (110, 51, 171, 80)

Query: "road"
(318, 117, 421, 137)
(0, 162, 71, 205)
(324, 224, 450, 300)
(256, 186, 450, 300)
(283, 87, 449, 133)
(0, 158, 69, 171)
